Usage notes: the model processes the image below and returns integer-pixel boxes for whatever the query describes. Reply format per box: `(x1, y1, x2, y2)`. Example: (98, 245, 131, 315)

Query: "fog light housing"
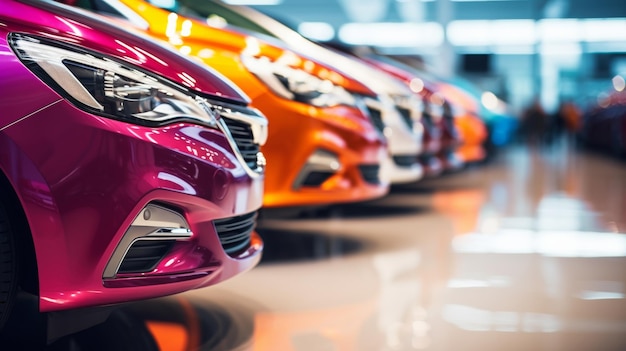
(103, 204, 193, 279)
(292, 149, 341, 189)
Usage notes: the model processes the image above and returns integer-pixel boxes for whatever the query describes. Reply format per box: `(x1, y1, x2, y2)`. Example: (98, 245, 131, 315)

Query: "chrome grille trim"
(396, 106, 415, 130)
(205, 100, 268, 178)
(103, 204, 192, 279)
(221, 117, 261, 171)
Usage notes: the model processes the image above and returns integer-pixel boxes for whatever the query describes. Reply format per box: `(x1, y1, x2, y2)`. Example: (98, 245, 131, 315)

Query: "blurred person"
(559, 100, 583, 134)
(548, 102, 566, 143)
(550, 100, 582, 146)
(521, 98, 549, 146)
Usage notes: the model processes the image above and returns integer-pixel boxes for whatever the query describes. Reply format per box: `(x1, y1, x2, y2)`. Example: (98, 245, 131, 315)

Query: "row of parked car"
(579, 90, 626, 157)
(0, 0, 514, 341)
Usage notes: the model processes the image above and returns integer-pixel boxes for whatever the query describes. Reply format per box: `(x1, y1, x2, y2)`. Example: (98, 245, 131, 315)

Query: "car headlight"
(8, 33, 218, 128)
(241, 55, 355, 108)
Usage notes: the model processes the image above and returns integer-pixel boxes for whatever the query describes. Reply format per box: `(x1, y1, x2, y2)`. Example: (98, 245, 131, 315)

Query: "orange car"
(68, 0, 389, 208)
(436, 83, 488, 163)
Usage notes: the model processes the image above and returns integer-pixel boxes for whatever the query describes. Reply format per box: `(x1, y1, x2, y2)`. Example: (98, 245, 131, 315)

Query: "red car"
(0, 0, 267, 337)
(357, 56, 463, 173)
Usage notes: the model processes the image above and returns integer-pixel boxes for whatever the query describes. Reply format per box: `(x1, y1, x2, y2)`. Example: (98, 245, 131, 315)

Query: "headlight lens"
(241, 55, 355, 108)
(9, 33, 217, 128)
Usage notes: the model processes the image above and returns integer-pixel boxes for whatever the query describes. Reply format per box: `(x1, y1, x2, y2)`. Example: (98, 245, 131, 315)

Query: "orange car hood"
(116, 0, 376, 97)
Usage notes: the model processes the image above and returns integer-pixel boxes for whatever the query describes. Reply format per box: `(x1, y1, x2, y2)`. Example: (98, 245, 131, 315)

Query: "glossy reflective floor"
(14, 141, 626, 350)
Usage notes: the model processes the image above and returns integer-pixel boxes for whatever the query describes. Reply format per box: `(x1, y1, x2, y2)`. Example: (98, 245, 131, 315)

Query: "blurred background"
(3, 1, 625, 350)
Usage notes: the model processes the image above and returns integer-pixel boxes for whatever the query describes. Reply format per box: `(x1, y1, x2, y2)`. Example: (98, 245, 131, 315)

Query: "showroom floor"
(36, 141, 626, 350)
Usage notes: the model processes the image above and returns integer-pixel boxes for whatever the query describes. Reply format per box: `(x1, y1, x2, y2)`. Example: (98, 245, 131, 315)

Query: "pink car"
(0, 0, 267, 336)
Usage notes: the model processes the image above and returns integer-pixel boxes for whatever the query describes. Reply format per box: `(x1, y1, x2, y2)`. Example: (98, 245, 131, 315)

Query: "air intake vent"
(214, 211, 257, 256)
(422, 108, 435, 129)
(118, 240, 175, 274)
(365, 105, 385, 134)
(396, 107, 414, 130)
(358, 164, 381, 185)
(392, 155, 416, 168)
(221, 117, 260, 171)
(301, 171, 334, 187)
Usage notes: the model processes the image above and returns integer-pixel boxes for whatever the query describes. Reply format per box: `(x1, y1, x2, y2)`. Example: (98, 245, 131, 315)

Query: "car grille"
(393, 155, 416, 167)
(358, 164, 381, 185)
(365, 105, 385, 134)
(220, 117, 260, 171)
(419, 154, 433, 162)
(214, 211, 257, 256)
(396, 107, 414, 130)
(118, 240, 175, 274)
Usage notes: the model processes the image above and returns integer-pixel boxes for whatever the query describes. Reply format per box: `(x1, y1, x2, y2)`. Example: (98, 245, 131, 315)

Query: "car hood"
(214, 1, 416, 99)
(2, 0, 250, 104)
(360, 56, 440, 97)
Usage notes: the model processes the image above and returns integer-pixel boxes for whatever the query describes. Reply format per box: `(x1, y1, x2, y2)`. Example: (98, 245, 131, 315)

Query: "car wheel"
(0, 200, 18, 331)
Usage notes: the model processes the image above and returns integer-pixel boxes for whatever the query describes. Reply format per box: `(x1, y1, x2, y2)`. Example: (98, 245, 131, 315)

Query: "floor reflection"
(257, 228, 368, 264)
(45, 296, 257, 351)
(6, 144, 626, 350)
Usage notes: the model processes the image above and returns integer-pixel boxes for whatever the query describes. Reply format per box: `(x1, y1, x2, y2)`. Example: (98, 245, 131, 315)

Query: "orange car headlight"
(241, 55, 356, 108)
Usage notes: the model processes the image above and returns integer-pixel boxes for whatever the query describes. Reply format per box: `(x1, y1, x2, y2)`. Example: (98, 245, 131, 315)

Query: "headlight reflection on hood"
(241, 54, 356, 108)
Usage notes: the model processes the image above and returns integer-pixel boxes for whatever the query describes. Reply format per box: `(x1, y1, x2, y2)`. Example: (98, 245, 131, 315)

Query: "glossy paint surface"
(191, 1, 425, 184)
(455, 113, 488, 163)
(436, 82, 488, 163)
(5, 0, 249, 103)
(0, 0, 263, 312)
(108, 0, 389, 207)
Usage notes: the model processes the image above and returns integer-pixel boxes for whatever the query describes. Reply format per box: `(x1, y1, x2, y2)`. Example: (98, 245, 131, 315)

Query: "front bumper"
(254, 92, 389, 208)
(2, 99, 264, 312)
(455, 113, 488, 163)
(362, 96, 424, 184)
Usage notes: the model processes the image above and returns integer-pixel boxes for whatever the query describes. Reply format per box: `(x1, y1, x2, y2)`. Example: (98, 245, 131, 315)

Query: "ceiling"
(247, 0, 626, 27)
(235, 0, 626, 110)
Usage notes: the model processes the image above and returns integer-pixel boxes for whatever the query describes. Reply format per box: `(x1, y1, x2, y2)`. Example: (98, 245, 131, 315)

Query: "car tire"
(0, 200, 18, 332)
